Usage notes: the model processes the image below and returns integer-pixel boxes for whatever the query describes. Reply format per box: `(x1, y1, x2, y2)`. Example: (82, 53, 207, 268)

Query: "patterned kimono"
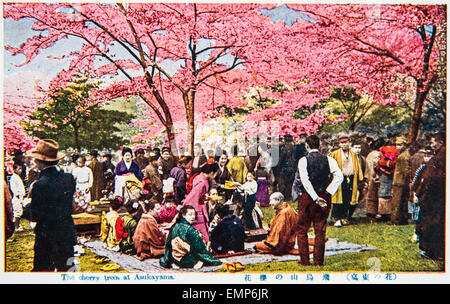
(119, 213, 137, 255)
(72, 166, 93, 212)
(100, 210, 128, 250)
(159, 218, 222, 269)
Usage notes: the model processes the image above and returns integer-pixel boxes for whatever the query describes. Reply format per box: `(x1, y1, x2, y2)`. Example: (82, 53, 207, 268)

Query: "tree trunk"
(73, 124, 81, 153)
(407, 75, 438, 145)
(166, 125, 178, 158)
(185, 91, 196, 157)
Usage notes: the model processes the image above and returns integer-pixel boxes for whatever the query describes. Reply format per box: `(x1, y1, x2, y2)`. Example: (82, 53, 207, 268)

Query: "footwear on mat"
(223, 263, 236, 273)
(233, 262, 245, 272)
(93, 257, 109, 264)
(101, 263, 120, 271)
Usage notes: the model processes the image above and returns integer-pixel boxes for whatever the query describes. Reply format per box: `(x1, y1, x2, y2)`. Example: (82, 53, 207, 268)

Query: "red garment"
(156, 205, 178, 224)
(186, 172, 200, 194)
(115, 216, 128, 242)
(378, 146, 398, 174)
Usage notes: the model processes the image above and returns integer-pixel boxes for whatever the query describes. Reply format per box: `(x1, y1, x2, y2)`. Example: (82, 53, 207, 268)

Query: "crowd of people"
(4, 129, 446, 271)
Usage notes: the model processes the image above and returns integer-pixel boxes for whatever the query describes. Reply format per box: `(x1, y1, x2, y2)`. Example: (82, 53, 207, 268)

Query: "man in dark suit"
(297, 135, 343, 266)
(24, 139, 77, 272)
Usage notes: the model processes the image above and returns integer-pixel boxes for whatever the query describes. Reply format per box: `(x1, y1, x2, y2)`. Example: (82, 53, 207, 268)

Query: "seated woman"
(210, 204, 245, 255)
(114, 147, 143, 197)
(133, 200, 166, 260)
(100, 197, 128, 251)
(114, 147, 143, 181)
(182, 162, 219, 245)
(157, 194, 178, 225)
(206, 187, 221, 221)
(119, 203, 138, 255)
(159, 205, 222, 269)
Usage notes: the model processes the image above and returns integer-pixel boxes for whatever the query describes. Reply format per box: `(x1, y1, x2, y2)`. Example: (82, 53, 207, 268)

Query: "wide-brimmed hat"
(26, 139, 65, 161)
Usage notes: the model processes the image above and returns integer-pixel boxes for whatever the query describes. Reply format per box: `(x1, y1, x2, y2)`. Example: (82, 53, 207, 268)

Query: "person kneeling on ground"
(100, 197, 128, 251)
(119, 203, 138, 255)
(133, 200, 166, 260)
(156, 194, 178, 225)
(254, 192, 299, 255)
(160, 205, 222, 269)
(210, 203, 245, 255)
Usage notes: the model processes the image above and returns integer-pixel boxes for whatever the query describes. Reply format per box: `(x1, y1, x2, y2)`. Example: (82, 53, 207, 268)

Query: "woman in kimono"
(133, 200, 166, 260)
(100, 197, 128, 251)
(159, 205, 222, 269)
(114, 147, 143, 181)
(169, 155, 192, 205)
(182, 162, 219, 245)
(255, 164, 270, 207)
(214, 152, 233, 201)
(234, 172, 258, 229)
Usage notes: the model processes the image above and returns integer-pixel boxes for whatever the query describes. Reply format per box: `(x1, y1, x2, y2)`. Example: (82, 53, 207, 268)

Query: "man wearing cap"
(390, 136, 415, 225)
(23, 139, 77, 272)
(88, 150, 105, 201)
(329, 133, 364, 227)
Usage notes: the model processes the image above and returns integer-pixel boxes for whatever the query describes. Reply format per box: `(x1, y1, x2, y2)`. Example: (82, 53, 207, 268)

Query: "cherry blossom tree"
(284, 4, 446, 143)
(4, 3, 301, 155)
(3, 71, 50, 153)
(4, 3, 446, 154)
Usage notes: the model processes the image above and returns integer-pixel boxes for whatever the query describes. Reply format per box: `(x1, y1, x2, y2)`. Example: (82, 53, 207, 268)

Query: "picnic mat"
(81, 238, 377, 273)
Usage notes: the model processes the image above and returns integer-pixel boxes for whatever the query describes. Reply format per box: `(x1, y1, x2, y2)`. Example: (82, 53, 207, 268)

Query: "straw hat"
(26, 139, 65, 162)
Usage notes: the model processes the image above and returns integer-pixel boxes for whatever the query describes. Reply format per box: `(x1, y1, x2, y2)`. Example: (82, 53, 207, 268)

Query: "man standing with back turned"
(24, 139, 77, 272)
(297, 135, 343, 266)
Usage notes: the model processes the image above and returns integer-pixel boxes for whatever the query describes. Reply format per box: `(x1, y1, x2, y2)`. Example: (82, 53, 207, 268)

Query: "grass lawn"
(5, 203, 444, 273)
